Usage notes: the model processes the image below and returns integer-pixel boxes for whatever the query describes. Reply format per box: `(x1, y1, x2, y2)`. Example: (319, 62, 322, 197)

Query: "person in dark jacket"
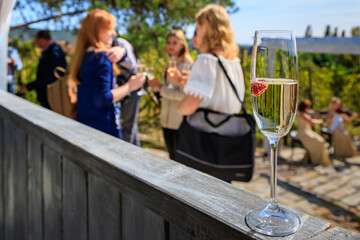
(20, 30, 67, 109)
(113, 37, 141, 146)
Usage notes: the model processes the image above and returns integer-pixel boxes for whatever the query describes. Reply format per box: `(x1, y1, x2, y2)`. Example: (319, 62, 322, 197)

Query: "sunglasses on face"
(194, 30, 197, 37)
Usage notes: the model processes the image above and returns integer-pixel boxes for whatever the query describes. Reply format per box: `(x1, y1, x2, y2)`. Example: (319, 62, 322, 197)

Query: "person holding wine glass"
(148, 29, 193, 159)
(67, 9, 146, 139)
(177, 5, 245, 135)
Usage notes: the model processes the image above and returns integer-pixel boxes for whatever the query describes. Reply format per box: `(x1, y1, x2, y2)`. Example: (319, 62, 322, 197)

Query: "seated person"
(328, 97, 358, 158)
(297, 99, 331, 166)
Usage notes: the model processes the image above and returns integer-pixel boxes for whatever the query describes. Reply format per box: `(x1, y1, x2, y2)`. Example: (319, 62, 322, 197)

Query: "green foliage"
(298, 52, 360, 113)
(10, 37, 40, 104)
(351, 26, 360, 37)
(14, 0, 237, 58)
(117, 0, 237, 58)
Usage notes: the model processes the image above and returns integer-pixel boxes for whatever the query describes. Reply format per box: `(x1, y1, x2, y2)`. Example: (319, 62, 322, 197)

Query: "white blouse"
(184, 54, 245, 114)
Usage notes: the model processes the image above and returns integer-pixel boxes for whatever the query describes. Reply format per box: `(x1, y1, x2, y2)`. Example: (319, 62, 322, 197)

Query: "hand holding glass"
(136, 60, 148, 96)
(245, 30, 301, 236)
(179, 62, 192, 88)
(166, 57, 180, 81)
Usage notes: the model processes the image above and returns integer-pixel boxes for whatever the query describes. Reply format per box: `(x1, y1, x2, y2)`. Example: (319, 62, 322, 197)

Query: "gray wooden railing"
(0, 90, 359, 240)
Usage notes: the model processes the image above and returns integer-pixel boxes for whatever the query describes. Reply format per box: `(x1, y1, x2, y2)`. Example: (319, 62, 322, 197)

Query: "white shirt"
(184, 54, 245, 114)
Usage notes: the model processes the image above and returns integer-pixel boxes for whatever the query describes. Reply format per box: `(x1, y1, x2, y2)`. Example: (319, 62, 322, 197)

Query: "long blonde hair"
(69, 9, 119, 84)
(167, 30, 194, 64)
(195, 5, 239, 60)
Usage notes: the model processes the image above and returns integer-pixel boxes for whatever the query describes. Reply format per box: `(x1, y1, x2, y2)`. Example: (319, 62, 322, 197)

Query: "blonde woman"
(177, 5, 245, 134)
(148, 29, 194, 159)
(68, 9, 145, 138)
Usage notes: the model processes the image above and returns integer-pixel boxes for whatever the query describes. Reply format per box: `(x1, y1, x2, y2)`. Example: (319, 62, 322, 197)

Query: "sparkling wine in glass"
(179, 62, 192, 88)
(136, 59, 147, 96)
(167, 57, 178, 79)
(245, 30, 301, 236)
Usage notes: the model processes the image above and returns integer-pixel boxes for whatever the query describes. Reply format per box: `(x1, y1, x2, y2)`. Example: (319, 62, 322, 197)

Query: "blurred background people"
(177, 5, 245, 135)
(328, 97, 358, 158)
(20, 30, 67, 109)
(67, 9, 145, 139)
(297, 99, 331, 166)
(148, 29, 193, 159)
(113, 36, 141, 146)
(7, 37, 22, 94)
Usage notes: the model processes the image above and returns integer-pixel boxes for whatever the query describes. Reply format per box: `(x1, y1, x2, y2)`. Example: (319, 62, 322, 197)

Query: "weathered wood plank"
(312, 226, 360, 239)
(3, 120, 15, 240)
(0, 118, 3, 240)
(1, 90, 359, 239)
(13, 127, 27, 240)
(88, 174, 120, 240)
(122, 194, 166, 240)
(169, 223, 195, 240)
(27, 135, 43, 240)
(63, 159, 87, 240)
(43, 146, 62, 240)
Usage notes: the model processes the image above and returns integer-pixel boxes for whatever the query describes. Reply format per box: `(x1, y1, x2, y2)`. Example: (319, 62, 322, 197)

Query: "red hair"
(69, 9, 119, 84)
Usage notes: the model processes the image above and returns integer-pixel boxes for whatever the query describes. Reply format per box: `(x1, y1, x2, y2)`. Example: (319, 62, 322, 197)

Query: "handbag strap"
(212, 52, 248, 115)
(212, 52, 255, 131)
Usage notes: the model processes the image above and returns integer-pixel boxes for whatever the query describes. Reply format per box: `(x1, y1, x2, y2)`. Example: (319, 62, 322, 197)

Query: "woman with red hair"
(68, 9, 145, 138)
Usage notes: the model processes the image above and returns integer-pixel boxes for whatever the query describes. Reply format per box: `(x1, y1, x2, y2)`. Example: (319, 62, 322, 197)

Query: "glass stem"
(268, 138, 279, 210)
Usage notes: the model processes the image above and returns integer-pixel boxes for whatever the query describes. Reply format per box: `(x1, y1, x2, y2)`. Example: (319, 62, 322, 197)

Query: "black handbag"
(175, 53, 256, 182)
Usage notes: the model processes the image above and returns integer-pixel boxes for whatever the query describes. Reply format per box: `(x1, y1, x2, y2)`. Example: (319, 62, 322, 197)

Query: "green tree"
(305, 25, 312, 38)
(351, 26, 360, 37)
(324, 25, 331, 37)
(333, 27, 338, 37)
(12, 0, 237, 57)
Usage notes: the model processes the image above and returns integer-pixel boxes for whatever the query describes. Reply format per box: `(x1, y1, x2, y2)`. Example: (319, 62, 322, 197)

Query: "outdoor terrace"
(1, 90, 360, 240)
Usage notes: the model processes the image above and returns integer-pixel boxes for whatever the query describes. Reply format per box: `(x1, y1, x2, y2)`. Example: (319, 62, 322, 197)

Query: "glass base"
(245, 204, 301, 237)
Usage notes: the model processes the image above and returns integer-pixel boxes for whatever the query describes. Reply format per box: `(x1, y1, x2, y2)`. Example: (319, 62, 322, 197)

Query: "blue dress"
(77, 50, 122, 138)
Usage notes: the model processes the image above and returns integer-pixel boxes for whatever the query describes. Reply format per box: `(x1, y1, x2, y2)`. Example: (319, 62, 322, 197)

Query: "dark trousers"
(162, 128, 179, 160)
(121, 91, 141, 146)
(7, 82, 17, 94)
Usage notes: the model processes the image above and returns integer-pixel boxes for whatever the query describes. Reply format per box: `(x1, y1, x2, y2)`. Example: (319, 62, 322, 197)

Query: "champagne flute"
(179, 62, 192, 88)
(136, 59, 147, 96)
(167, 57, 178, 80)
(245, 30, 301, 236)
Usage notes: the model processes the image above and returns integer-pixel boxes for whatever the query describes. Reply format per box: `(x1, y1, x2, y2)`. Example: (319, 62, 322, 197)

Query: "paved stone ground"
(145, 137, 360, 234)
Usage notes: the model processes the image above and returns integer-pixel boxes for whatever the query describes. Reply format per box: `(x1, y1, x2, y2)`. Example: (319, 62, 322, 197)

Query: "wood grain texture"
(63, 159, 87, 240)
(43, 145, 62, 240)
(0, 118, 3, 240)
(88, 174, 120, 240)
(1, 90, 359, 239)
(122, 194, 166, 240)
(169, 223, 196, 240)
(13, 127, 27, 240)
(3, 120, 15, 240)
(27, 135, 43, 240)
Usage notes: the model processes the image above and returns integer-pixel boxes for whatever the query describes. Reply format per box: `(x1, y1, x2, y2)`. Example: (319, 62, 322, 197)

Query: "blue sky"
(186, 0, 360, 45)
(10, 0, 360, 45)
(230, 0, 360, 44)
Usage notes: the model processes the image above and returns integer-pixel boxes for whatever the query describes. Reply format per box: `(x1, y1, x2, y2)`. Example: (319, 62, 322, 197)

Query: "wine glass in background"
(147, 67, 155, 81)
(245, 30, 301, 236)
(167, 56, 178, 79)
(136, 59, 147, 96)
(179, 62, 192, 88)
